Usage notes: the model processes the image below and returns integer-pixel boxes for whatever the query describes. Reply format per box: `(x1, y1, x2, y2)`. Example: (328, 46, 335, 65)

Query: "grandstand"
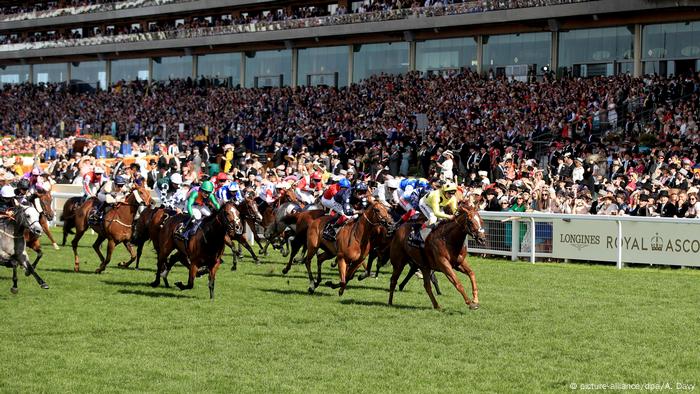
(1, 0, 700, 87)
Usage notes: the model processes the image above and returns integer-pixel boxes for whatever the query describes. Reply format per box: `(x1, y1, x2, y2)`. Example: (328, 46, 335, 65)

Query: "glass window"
(152, 56, 193, 81)
(197, 53, 242, 87)
(643, 22, 700, 60)
(111, 58, 149, 83)
(0, 65, 30, 84)
(483, 32, 551, 73)
(33, 63, 68, 84)
(244, 49, 292, 88)
(298, 46, 349, 88)
(416, 37, 477, 73)
(353, 42, 409, 83)
(70, 61, 107, 89)
(559, 27, 634, 67)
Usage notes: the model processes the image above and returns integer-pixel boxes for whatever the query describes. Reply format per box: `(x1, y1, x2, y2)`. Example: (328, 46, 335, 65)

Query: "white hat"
(348, 159, 355, 166)
(478, 171, 487, 177)
(170, 173, 183, 185)
(443, 150, 454, 158)
(387, 179, 400, 189)
(1, 185, 15, 198)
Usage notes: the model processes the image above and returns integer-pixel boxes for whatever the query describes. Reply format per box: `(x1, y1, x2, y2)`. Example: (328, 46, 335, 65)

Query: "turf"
(1, 230, 699, 393)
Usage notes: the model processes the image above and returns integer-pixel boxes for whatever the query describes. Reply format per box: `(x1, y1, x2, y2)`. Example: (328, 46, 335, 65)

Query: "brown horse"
(279, 208, 325, 276)
(119, 205, 178, 270)
(226, 197, 264, 270)
(388, 202, 486, 310)
(70, 186, 152, 273)
(60, 196, 83, 246)
(152, 202, 242, 298)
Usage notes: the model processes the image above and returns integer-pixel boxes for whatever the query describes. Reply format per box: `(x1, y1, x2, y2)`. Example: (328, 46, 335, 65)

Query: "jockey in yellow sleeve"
(419, 182, 458, 225)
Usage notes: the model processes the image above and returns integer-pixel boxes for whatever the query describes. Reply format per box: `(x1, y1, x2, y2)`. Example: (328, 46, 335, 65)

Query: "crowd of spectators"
(1, 69, 699, 218)
(0, 0, 594, 50)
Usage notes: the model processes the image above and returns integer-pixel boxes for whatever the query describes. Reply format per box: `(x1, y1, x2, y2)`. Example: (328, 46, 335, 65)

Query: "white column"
(634, 24, 643, 77)
(347, 45, 354, 84)
(291, 48, 298, 87)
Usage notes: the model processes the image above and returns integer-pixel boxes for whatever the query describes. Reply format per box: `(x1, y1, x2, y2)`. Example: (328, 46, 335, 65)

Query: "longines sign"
(553, 219, 700, 266)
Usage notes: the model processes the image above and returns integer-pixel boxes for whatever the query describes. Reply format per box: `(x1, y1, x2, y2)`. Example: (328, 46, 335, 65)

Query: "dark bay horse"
(388, 202, 485, 310)
(70, 186, 152, 273)
(1, 204, 49, 293)
(119, 205, 178, 270)
(226, 197, 264, 270)
(279, 208, 325, 276)
(60, 196, 84, 247)
(151, 201, 242, 298)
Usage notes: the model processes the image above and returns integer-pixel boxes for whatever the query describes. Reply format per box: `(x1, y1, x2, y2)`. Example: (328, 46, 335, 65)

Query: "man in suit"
(656, 190, 677, 217)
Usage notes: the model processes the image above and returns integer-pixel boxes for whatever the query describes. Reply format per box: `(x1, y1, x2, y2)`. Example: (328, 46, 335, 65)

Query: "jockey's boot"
(175, 217, 193, 241)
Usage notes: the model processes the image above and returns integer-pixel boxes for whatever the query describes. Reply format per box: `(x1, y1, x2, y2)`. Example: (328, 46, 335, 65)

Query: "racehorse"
(151, 201, 242, 299)
(226, 197, 264, 270)
(60, 196, 84, 246)
(1, 204, 49, 293)
(388, 201, 485, 310)
(23, 190, 59, 272)
(70, 186, 152, 273)
(260, 200, 303, 257)
(119, 205, 177, 270)
(279, 208, 325, 276)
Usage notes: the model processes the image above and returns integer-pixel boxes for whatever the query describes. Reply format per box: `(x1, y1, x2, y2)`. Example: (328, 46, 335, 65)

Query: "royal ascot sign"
(553, 219, 700, 267)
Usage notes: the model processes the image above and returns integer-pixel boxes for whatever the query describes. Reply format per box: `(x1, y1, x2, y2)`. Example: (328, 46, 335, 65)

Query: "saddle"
(407, 222, 433, 249)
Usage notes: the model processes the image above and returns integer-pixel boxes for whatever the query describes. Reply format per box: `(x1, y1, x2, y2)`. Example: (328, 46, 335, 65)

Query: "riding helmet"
(442, 182, 457, 194)
(115, 175, 127, 185)
(17, 179, 30, 190)
(338, 178, 351, 189)
(200, 180, 215, 193)
(355, 182, 368, 191)
(1, 185, 14, 198)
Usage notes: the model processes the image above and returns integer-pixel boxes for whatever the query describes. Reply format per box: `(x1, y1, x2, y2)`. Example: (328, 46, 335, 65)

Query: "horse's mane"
(432, 207, 471, 233)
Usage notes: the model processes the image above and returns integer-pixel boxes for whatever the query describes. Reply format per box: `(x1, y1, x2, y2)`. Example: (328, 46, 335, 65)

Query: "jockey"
(0, 185, 16, 217)
(419, 182, 458, 226)
(178, 180, 220, 240)
(321, 178, 356, 240)
(166, 173, 190, 212)
(215, 177, 243, 205)
(409, 182, 458, 247)
(83, 166, 106, 199)
(257, 177, 277, 211)
(293, 175, 317, 205)
(14, 178, 31, 205)
(91, 175, 129, 224)
(375, 177, 399, 206)
(321, 177, 347, 212)
(25, 168, 46, 194)
(399, 178, 431, 222)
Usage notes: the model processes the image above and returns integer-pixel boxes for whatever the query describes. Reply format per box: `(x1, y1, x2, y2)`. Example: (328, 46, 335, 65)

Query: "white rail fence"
(49, 188, 700, 268)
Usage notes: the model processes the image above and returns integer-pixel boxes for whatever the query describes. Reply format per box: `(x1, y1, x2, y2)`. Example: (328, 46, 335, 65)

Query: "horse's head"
(365, 200, 394, 229)
(15, 204, 42, 236)
(31, 191, 55, 221)
(244, 197, 263, 223)
(458, 200, 486, 246)
(220, 201, 243, 236)
(128, 186, 152, 214)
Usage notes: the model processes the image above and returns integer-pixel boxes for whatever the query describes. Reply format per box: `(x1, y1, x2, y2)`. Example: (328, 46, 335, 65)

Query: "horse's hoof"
(149, 281, 159, 288)
(469, 303, 480, 310)
(231, 265, 237, 271)
(40, 283, 49, 290)
(74, 266, 79, 273)
(117, 263, 128, 269)
(52, 243, 60, 251)
(338, 289, 344, 296)
(94, 268, 103, 274)
(24, 270, 31, 277)
(175, 282, 185, 290)
(254, 260, 261, 266)
(307, 286, 315, 294)
(134, 267, 139, 271)
(281, 268, 289, 275)
(10, 287, 18, 294)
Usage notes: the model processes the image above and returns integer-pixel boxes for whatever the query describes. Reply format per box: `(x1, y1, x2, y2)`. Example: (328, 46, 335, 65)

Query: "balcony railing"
(0, 0, 195, 22)
(0, 0, 596, 53)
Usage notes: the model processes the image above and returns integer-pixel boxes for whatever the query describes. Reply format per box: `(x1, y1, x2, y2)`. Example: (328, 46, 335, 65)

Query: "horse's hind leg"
(398, 264, 418, 291)
(117, 242, 137, 270)
(430, 271, 442, 296)
(359, 251, 376, 281)
(175, 260, 197, 291)
(421, 267, 440, 310)
(71, 227, 87, 272)
(62, 219, 73, 246)
(282, 236, 302, 275)
(162, 251, 186, 288)
(239, 238, 259, 265)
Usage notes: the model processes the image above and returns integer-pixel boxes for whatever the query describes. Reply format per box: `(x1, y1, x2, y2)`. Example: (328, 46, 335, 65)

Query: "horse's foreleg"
(316, 251, 333, 288)
(10, 264, 18, 294)
(151, 253, 166, 288)
(162, 251, 185, 288)
(95, 238, 115, 274)
(40, 217, 59, 250)
(456, 259, 478, 307)
(441, 262, 477, 310)
(175, 261, 197, 291)
(239, 239, 259, 265)
(430, 271, 442, 296)
(22, 258, 49, 289)
(359, 251, 375, 281)
(302, 244, 318, 294)
(387, 258, 406, 306)
(208, 260, 221, 300)
(119, 242, 137, 270)
(336, 256, 348, 296)
(282, 237, 302, 275)
(62, 219, 73, 247)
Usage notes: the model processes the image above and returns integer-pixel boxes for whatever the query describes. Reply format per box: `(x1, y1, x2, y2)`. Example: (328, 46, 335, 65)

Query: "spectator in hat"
(437, 150, 454, 181)
(656, 190, 677, 217)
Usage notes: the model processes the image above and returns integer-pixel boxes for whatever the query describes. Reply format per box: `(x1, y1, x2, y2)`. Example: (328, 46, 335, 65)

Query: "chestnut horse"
(151, 202, 242, 299)
(300, 201, 393, 294)
(70, 186, 152, 273)
(119, 206, 178, 270)
(388, 202, 485, 310)
(60, 196, 83, 247)
(279, 208, 325, 276)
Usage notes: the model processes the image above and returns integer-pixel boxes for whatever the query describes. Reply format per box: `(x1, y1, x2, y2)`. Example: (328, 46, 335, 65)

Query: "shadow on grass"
(246, 272, 313, 280)
(339, 298, 432, 311)
(41, 267, 95, 275)
(117, 289, 194, 299)
(101, 280, 152, 288)
(256, 287, 332, 297)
